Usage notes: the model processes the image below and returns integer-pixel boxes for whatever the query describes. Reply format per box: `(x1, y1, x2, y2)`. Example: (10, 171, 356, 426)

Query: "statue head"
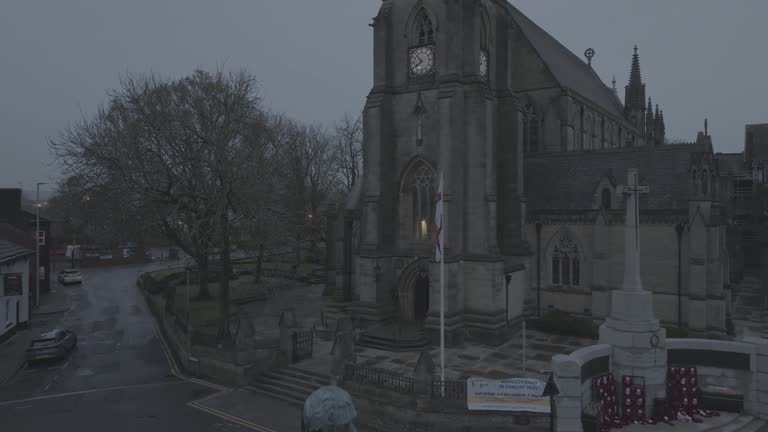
(302, 385, 358, 432)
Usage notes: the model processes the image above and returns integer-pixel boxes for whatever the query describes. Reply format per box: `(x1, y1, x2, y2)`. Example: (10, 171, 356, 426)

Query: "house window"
(3, 274, 22, 296)
(601, 189, 611, 209)
(38, 231, 46, 246)
(552, 236, 580, 287)
(401, 161, 436, 241)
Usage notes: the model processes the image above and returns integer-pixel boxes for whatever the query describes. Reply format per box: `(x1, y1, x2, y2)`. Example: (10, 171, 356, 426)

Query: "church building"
(325, 0, 730, 346)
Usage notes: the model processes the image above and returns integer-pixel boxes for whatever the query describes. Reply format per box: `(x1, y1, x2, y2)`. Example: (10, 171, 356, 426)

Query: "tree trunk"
(255, 243, 264, 283)
(217, 215, 232, 342)
(196, 254, 211, 300)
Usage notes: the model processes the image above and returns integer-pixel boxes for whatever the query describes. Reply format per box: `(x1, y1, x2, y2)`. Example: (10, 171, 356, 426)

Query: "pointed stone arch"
(406, 3, 437, 47)
(399, 157, 437, 241)
(396, 258, 431, 321)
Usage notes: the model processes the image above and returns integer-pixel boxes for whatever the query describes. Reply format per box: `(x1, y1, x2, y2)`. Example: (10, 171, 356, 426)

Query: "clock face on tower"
(409, 46, 435, 77)
(479, 50, 489, 79)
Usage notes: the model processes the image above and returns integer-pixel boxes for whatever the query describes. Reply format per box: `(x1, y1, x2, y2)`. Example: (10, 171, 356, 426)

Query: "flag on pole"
(435, 175, 444, 263)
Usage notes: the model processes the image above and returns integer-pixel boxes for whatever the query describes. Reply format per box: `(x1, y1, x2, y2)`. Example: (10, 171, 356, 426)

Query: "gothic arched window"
(702, 170, 709, 196)
(586, 113, 596, 150)
(691, 170, 699, 195)
(580, 107, 586, 150)
(411, 7, 434, 46)
(400, 161, 436, 241)
(552, 235, 580, 287)
(524, 104, 539, 153)
(600, 118, 606, 148)
(408, 7, 436, 78)
(601, 188, 611, 209)
(606, 123, 614, 148)
(479, 9, 489, 80)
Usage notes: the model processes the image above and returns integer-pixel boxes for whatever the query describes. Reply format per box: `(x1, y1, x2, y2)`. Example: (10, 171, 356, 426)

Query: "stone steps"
(247, 365, 329, 406)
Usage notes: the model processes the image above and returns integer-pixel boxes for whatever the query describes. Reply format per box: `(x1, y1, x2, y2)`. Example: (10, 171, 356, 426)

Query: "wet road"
(0, 264, 250, 432)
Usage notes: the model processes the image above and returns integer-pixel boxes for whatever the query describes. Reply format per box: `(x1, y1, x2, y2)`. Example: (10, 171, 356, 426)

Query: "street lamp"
(35, 182, 49, 309)
(542, 373, 560, 432)
(535, 221, 543, 318)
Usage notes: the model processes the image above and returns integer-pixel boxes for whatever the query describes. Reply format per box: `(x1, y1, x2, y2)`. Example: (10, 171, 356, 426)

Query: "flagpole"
(440, 172, 445, 386)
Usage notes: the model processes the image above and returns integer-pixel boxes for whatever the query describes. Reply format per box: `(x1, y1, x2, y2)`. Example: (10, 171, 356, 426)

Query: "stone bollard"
(330, 330, 356, 385)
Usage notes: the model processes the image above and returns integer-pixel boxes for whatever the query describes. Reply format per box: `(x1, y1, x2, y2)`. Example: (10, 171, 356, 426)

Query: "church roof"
(524, 144, 707, 211)
(503, 3, 625, 118)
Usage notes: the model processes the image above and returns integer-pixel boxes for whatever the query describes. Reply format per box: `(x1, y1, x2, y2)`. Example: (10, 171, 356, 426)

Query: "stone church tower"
(342, 0, 528, 346)
(324, 0, 717, 346)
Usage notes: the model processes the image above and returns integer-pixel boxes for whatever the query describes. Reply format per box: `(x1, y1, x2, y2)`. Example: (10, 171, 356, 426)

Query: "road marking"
(0, 380, 187, 407)
(188, 399, 277, 432)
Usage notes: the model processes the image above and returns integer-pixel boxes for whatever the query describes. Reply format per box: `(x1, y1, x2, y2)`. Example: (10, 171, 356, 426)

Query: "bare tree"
(331, 112, 363, 195)
(51, 69, 267, 341)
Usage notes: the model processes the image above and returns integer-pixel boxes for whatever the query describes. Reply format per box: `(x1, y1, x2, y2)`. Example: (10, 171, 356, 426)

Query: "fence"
(344, 364, 416, 393)
(431, 380, 467, 400)
(292, 329, 314, 363)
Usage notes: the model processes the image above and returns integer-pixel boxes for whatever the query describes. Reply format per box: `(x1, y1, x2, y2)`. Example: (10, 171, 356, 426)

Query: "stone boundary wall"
(344, 381, 550, 432)
(141, 283, 281, 387)
(552, 338, 768, 432)
(667, 338, 762, 418)
(552, 344, 611, 432)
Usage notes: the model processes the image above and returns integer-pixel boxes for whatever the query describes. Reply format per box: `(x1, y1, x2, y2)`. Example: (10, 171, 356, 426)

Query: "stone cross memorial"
(600, 168, 667, 418)
(616, 169, 649, 293)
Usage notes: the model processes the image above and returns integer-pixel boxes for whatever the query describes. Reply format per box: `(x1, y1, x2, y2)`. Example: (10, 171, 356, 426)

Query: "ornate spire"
(612, 75, 617, 95)
(645, 97, 654, 137)
(659, 110, 666, 143)
(629, 45, 642, 87)
(654, 105, 662, 145)
(624, 45, 646, 114)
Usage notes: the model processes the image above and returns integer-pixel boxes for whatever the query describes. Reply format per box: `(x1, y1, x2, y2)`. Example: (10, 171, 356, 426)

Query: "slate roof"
(504, 3, 625, 119)
(525, 144, 707, 211)
(0, 239, 32, 264)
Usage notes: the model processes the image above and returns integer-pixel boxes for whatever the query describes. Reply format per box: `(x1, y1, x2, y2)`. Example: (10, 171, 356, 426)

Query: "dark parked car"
(26, 329, 77, 362)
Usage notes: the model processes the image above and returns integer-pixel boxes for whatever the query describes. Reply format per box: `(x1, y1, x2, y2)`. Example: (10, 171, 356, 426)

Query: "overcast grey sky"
(1, 1, 766, 194)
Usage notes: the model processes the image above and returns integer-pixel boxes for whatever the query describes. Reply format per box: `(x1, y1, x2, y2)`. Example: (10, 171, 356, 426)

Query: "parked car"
(58, 269, 82, 285)
(26, 328, 77, 362)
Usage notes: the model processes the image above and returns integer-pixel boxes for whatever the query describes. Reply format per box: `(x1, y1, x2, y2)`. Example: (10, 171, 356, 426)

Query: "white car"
(58, 269, 82, 285)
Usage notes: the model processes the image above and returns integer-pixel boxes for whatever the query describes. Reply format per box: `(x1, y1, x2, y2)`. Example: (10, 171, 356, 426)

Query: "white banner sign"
(467, 377, 550, 412)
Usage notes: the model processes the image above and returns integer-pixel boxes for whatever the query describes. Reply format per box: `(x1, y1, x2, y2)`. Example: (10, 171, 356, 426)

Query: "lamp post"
(536, 221, 543, 317)
(675, 223, 685, 328)
(542, 373, 560, 432)
(35, 182, 48, 309)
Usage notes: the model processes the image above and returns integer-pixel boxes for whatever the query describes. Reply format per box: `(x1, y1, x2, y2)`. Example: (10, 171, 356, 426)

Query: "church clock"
(409, 46, 435, 77)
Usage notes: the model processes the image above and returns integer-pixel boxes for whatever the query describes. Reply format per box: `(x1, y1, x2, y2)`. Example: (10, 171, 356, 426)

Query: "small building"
(0, 188, 52, 301)
(0, 239, 33, 343)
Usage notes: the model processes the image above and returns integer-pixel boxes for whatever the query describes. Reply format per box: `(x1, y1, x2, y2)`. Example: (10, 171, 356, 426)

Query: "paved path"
(0, 263, 294, 432)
